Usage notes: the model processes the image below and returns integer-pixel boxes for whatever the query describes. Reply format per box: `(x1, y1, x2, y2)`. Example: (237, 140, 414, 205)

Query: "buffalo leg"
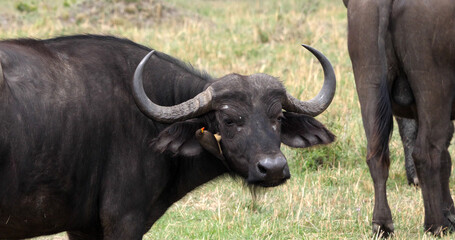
(101, 213, 145, 240)
(347, 0, 395, 236)
(413, 119, 452, 234)
(411, 75, 454, 234)
(99, 146, 148, 240)
(441, 122, 455, 228)
(396, 117, 419, 186)
(100, 194, 147, 239)
(358, 80, 394, 237)
(367, 150, 394, 237)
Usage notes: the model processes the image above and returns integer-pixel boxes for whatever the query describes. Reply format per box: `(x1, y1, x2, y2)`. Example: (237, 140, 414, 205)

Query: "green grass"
(2, 0, 455, 239)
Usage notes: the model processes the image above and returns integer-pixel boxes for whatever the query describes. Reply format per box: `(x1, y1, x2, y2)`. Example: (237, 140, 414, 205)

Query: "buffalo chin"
(247, 177, 289, 188)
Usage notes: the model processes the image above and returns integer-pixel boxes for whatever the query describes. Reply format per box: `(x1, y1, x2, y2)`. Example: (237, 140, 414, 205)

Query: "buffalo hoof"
(424, 225, 452, 237)
(372, 222, 394, 238)
(424, 217, 455, 237)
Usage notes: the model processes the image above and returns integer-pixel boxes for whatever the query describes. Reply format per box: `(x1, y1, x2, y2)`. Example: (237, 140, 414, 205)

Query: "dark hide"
(345, 0, 455, 236)
(0, 35, 334, 239)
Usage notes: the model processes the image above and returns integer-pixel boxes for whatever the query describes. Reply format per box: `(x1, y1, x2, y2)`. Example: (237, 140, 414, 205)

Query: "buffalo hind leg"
(355, 77, 394, 236)
(359, 77, 394, 237)
(360, 80, 394, 237)
(368, 153, 394, 237)
(346, 0, 396, 235)
(396, 117, 419, 186)
(441, 122, 455, 229)
(413, 122, 452, 235)
(412, 86, 454, 235)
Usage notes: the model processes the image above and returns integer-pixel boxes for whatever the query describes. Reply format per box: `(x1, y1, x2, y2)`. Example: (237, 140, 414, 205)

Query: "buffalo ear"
(152, 119, 205, 157)
(281, 112, 335, 148)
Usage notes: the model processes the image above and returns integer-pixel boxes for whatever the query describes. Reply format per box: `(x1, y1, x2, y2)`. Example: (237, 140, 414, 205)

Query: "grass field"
(1, 0, 454, 239)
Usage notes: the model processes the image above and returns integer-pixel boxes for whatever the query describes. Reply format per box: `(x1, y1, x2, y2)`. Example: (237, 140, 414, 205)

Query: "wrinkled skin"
(0, 35, 335, 239)
(345, 0, 455, 236)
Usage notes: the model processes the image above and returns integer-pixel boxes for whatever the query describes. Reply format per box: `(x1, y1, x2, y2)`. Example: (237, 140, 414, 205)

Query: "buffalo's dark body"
(345, 0, 455, 235)
(0, 35, 222, 238)
(0, 35, 335, 239)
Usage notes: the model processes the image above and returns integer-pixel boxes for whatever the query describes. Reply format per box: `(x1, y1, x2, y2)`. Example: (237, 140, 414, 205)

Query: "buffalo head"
(132, 45, 336, 187)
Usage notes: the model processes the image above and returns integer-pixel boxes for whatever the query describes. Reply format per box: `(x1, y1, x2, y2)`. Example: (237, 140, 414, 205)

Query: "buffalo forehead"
(213, 73, 286, 103)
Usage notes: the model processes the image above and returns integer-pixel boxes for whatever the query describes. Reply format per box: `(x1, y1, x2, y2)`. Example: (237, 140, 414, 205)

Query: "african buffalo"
(0, 35, 336, 239)
(344, 0, 455, 236)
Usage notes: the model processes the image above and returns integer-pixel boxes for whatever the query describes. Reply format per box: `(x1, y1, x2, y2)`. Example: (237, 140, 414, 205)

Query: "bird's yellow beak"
(214, 133, 221, 142)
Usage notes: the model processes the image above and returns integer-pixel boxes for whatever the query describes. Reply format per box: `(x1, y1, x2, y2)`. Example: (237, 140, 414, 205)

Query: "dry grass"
(1, 0, 455, 239)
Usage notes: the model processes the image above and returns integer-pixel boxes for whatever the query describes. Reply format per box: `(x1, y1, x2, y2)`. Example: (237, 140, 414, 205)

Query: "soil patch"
(64, 0, 187, 28)
(0, 0, 197, 31)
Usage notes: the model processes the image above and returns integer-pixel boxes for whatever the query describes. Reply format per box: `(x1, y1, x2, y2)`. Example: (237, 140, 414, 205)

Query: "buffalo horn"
(0, 61, 3, 89)
(283, 45, 336, 117)
(132, 50, 214, 123)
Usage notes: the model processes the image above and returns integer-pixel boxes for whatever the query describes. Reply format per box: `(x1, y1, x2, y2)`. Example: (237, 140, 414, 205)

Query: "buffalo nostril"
(248, 154, 290, 186)
(256, 156, 287, 177)
(257, 162, 268, 174)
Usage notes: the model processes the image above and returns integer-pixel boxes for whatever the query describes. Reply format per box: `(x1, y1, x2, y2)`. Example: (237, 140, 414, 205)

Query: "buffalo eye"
(224, 118, 235, 127)
(222, 115, 244, 127)
(273, 112, 284, 124)
(277, 115, 284, 123)
(269, 113, 284, 132)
